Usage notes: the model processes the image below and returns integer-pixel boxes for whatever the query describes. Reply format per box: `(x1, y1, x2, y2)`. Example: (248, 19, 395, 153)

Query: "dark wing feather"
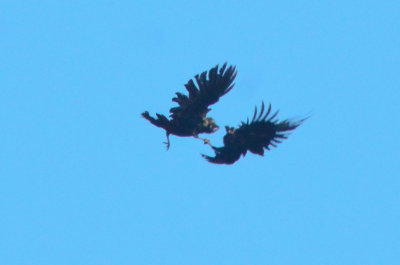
(203, 102, 307, 164)
(169, 63, 237, 119)
(237, 101, 305, 155)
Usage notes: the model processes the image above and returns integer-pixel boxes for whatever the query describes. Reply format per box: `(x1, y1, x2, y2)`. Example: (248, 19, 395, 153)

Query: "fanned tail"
(141, 111, 170, 130)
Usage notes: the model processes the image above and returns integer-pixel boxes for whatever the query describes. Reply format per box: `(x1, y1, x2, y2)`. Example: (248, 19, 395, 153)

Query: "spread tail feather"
(141, 111, 170, 130)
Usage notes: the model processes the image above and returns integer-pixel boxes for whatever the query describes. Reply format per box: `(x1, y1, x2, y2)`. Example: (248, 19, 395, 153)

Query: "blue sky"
(1, 1, 399, 264)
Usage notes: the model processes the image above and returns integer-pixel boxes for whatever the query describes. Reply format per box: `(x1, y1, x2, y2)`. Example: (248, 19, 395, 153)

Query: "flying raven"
(202, 102, 307, 164)
(142, 63, 237, 149)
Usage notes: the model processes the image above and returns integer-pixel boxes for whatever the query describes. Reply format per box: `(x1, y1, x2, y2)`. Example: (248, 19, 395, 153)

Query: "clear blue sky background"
(1, 1, 399, 264)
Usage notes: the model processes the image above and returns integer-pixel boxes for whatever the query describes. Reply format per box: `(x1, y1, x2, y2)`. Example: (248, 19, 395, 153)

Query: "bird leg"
(193, 134, 212, 146)
(163, 133, 170, 150)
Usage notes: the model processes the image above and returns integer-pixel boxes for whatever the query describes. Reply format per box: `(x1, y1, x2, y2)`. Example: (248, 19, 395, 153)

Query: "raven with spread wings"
(202, 102, 307, 164)
(142, 63, 237, 149)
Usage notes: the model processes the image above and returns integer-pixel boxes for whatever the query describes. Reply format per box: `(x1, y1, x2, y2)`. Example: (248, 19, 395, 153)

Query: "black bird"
(142, 63, 237, 149)
(202, 102, 307, 164)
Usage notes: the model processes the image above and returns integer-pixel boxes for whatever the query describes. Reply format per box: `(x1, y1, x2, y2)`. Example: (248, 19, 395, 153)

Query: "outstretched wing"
(169, 63, 237, 119)
(202, 102, 307, 164)
(236, 102, 305, 155)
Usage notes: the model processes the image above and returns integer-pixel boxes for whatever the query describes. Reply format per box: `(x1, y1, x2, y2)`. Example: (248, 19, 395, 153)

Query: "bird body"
(142, 111, 216, 138)
(142, 63, 237, 149)
(202, 102, 307, 164)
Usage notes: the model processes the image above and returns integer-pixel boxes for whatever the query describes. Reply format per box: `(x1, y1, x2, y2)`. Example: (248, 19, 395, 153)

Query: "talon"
(163, 141, 170, 150)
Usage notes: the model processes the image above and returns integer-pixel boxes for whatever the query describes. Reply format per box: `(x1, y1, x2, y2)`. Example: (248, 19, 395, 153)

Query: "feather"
(202, 102, 307, 164)
(142, 63, 236, 149)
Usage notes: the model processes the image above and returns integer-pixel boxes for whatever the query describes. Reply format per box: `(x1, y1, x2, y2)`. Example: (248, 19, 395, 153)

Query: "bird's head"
(225, 126, 235, 134)
(203, 118, 219, 133)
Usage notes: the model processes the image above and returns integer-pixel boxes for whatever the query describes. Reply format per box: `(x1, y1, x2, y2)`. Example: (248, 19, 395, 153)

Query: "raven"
(202, 102, 307, 164)
(142, 63, 237, 149)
